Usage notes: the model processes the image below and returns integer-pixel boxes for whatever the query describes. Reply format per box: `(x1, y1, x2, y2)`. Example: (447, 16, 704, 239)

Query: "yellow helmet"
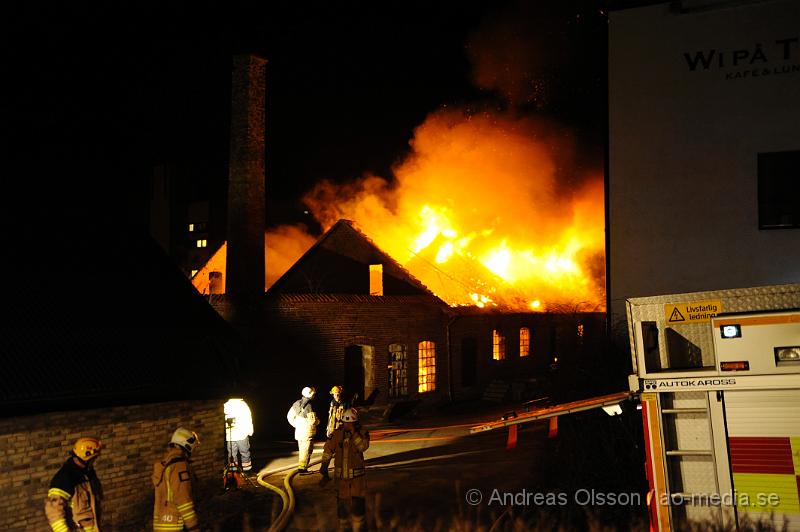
(330, 386, 343, 395)
(72, 438, 101, 462)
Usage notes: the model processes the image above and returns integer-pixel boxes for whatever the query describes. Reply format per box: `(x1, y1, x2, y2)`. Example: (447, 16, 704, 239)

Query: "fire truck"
(472, 283, 800, 529)
(627, 283, 800, 530)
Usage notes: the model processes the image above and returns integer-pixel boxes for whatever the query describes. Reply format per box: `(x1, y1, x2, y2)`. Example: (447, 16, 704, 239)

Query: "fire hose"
(256, 458, 322, 531)
(256, 468, 297, 532)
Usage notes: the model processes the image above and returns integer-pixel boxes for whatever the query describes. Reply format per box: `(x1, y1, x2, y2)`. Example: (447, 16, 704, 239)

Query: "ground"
(200, 399, 649, 531)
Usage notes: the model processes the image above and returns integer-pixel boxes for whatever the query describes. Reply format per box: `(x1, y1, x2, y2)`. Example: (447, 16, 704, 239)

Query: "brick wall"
(449, 312, 607, 400)
(266, 294, 449, 401)
(0, 399, 224, 531)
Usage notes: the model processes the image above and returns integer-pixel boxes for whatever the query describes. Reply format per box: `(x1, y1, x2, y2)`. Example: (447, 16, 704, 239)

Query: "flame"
(265, 109, 605, 311)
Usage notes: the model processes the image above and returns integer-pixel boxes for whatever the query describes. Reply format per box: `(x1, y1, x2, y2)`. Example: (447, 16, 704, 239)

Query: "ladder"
(658, 390, 725, 526)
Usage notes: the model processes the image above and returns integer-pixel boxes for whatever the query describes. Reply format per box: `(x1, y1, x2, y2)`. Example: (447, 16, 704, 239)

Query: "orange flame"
(271, 109, 605, 311)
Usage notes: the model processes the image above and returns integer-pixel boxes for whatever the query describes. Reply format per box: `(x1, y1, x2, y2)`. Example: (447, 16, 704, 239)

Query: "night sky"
(5, 1, 609, 240)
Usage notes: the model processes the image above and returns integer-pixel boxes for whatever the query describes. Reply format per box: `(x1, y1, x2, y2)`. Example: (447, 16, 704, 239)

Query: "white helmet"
(342, 408, 358, 423)
(302, 386, 316, 399)
(171, 428, 200, 454)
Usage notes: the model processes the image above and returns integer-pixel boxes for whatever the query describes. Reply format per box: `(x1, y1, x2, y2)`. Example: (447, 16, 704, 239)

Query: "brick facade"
(266, 294, 449, 401)
(449, 312, 606, 400)
(0, 399, 224, 531)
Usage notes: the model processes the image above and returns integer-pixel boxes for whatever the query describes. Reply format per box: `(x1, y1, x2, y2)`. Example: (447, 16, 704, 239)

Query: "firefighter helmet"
(302, 386, 316, 399)
(330, 385, 343, 395)
(342, 408, 358, 423)
(171, 428, 200, 454)
(72, 438, 101, 462)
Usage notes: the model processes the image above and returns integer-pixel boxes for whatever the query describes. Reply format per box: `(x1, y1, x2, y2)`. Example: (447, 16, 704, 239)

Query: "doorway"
(344, 344, 374, 405)
(461, 337, 477, 387)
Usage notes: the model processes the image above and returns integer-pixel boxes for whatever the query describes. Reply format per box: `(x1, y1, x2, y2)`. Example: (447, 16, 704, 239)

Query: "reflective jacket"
(152, 447, 199, 531)
(224, 398, 254, 441)
(326, 400, 345, 437)
(287, 398, 318, 440)
(322, 425, 370, 480)
(44, 458, 101, 532)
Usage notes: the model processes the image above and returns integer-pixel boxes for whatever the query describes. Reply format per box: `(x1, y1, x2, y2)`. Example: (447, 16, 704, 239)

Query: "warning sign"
(664, 300, 723, 324)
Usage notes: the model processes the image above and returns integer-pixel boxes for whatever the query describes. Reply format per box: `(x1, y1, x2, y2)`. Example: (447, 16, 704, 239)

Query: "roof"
(0, 219, 240, 418)
(267, 219, 444, 300)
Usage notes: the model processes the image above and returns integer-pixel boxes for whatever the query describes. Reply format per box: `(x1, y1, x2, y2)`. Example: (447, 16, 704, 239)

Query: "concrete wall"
(608, 0, 800, 331)
(0, 399, 224, 531)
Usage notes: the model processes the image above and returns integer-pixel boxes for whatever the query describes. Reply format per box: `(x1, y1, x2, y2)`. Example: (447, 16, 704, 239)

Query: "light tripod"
(223, 417, 244, 491)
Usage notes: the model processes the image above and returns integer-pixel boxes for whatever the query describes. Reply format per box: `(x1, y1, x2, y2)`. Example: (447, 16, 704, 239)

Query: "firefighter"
(45, 437, 103, 532)
(152, 428, 201, 532)
(287, 386, 319, 473)
(320, 408, 370, 532)
(327, 385, 348, 438)
(223, 397, 254, 471)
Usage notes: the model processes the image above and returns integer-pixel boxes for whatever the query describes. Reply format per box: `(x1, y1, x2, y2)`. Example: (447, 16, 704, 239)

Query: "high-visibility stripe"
(642, 394, 670, 531)
(153, 524, 184, 531)
(178, 501, 196, 521)
(732, 472, 800, 513)
(792, 437, 800, 475)
(82, 526, 96, 532)
(716, 314, 800, 327)
(50, 518, 69, 532)
(165, 465, 173, 502)
(48, 488, 71, 501)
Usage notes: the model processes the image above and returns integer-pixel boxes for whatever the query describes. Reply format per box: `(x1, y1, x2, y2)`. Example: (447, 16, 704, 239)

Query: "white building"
(607, 0, 800, 331)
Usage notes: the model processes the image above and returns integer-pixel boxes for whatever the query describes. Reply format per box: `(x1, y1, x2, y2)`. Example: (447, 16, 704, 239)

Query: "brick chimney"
(226, 54, 266, 302)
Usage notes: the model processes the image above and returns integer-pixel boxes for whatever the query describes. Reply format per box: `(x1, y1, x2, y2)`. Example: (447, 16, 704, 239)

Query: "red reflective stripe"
(506, 425, 517, 450)
(547, 416, 558, 439)
(729, 436, 794, 474)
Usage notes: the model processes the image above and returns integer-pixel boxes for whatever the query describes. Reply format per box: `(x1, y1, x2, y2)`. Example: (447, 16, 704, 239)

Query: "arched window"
(418, 341, 436, 393)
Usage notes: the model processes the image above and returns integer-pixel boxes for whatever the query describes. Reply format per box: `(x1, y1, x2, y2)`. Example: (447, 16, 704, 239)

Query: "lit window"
(190, 269, 198, 278)
(577, 324, 584, 337)
(520, 327, 530, 357)
(189, 223, 195, 232)
(196, 239, 207, 248)
(493, 329, 506, 360)
(418, 341, 436, 393)
(369, 264, 383, 296)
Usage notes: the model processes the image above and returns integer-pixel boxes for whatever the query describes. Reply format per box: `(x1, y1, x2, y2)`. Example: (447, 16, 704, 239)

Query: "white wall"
(608, 0, 800, 328)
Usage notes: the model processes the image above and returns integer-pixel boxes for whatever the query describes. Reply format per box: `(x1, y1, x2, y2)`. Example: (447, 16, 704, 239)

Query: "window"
(577, 324, 584, 346)
(388, 343, 408, 398)
(418, 341, 436, 393)
(759, 150, 800, 229)
(189, 223, 195, 232)
(369, 264, 383, 296)
(519, 327, 530, 357)
(190, 269, 198, 278)
(196, 239, 207, 248)
(492, 329, 506, 360)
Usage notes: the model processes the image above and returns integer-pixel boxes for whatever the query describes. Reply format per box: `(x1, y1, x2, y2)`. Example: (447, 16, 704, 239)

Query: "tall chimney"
(226, 54, 266, 302)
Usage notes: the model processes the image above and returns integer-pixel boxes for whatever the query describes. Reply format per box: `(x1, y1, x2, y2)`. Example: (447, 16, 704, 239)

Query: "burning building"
(190, 54, 606, 435)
